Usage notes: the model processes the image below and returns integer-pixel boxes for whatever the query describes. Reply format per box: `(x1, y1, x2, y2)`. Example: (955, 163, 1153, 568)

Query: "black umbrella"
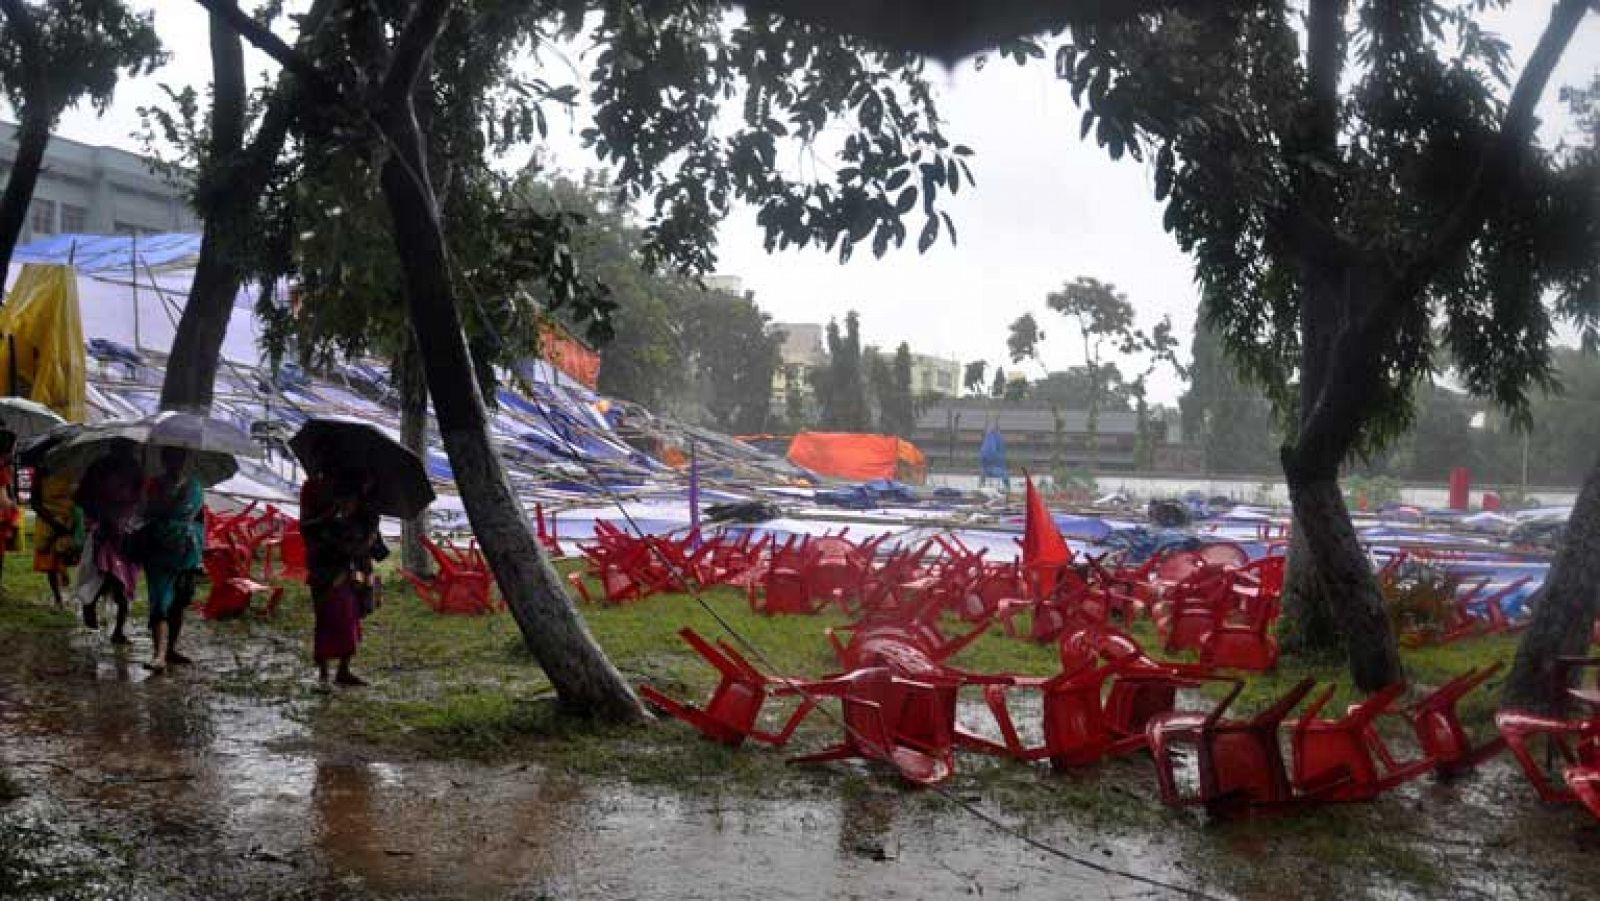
(290, 416, 436, 518)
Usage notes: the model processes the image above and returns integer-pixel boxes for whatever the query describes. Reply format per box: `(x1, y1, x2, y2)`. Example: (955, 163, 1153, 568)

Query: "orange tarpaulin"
(786, 432, 928, 485)
(540, 321, 601, 389)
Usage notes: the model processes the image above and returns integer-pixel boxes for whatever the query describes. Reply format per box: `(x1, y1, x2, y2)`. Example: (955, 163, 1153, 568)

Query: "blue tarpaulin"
(12, 233, 203, 272)
(979, 426, 1008, 481)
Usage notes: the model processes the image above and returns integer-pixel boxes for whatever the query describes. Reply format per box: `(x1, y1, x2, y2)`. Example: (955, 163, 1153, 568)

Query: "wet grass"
(0, 558, 1545, 899)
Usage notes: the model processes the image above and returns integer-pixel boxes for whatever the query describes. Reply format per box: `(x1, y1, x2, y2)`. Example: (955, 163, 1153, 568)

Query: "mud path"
(3, 608, 1598, 900)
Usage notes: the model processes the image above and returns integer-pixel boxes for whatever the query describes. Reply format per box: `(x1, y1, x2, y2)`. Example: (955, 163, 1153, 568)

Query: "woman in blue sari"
(142, 447, 205, 673)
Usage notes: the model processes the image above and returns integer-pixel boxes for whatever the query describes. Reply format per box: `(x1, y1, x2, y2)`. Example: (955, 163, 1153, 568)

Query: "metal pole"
(1521, 430, 1529, 496)
(131, 231, 141, 351)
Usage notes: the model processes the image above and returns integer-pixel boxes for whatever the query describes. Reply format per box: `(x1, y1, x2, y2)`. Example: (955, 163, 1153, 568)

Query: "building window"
(60, 204, 87, 233)
(29, 199, 55, 235)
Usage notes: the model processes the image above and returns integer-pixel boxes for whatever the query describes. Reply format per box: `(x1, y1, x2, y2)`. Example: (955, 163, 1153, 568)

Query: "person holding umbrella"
(299, 440, 381, 686)
(30, 456, 82, 607)
(73, 442, 143, 644)
(141, 447, 206, 673)
(291, 417, 434, 687)
(0, 430, 20, 579)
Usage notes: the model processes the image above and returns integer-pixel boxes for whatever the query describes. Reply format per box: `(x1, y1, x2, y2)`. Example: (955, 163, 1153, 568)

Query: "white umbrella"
(0, 397, 68, 441)
(43, 413, 260, 486)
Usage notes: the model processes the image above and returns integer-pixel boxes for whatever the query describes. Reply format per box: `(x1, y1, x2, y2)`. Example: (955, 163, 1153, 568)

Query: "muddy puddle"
(5, 621, 1599, 900)
(1, 627, 1193, 900)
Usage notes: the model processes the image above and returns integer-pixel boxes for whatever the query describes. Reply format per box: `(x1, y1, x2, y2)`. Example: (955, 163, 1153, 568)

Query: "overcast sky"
(33, 2, 1600, 404)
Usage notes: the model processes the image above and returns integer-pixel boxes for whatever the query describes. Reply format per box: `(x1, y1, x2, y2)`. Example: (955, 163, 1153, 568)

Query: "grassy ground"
(0, 556, 1548, 899)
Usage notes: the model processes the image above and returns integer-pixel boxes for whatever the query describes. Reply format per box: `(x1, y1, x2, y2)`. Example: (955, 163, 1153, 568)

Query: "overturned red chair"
(199, 540, 284, 620)
(780, 664, 1007, 787)
(1369, 663, 1506, 778)
(1496, 657, 1600, 821)
(982, 629, 1153, 769)
(1082, 626, 1215, 740)
(1290, 682, 1435, 801)
(640, 628, 817, 747)
(405, 535, 498, 615)
(1147, 677, 1347, 817)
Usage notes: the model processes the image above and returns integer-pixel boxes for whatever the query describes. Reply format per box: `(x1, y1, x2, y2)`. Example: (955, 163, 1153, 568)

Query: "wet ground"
(3, 604, 1599, 900)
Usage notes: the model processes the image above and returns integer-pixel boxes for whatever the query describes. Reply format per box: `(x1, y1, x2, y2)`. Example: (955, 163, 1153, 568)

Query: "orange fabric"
(785, 433, 928, 485)
(1023, 475, 1071, 595)
(540, 321, 601, 389)
(660, 445, 689, 469)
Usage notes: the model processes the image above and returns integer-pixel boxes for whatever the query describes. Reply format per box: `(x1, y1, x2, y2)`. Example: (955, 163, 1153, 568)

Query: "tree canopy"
(816, 312, 871, 431)
(1057, 0, 1596, 689)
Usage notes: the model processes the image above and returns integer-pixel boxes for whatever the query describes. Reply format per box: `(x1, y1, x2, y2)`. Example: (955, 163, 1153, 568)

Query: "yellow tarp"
(0, 264, 87, 422)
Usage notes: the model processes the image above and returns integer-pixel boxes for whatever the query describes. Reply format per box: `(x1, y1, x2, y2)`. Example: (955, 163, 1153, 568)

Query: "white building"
(908, 352, 960, 397)
(1, 122, 201, 242)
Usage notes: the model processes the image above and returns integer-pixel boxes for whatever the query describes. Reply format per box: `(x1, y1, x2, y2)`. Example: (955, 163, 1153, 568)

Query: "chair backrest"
(1197, 542, 1249, 569)
(1154, 551, 1207, 584)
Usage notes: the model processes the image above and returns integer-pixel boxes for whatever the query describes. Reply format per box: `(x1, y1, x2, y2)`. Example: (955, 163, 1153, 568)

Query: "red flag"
(1023, 475, 1071, 597)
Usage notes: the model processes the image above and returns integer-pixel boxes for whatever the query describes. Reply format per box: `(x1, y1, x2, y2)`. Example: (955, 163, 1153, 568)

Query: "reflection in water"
(307, 758, 578, 898)
(837, 786, 898, 861)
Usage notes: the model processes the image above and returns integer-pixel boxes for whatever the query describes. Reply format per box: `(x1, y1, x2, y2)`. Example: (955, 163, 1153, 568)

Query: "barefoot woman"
(300, 447, 380, 686)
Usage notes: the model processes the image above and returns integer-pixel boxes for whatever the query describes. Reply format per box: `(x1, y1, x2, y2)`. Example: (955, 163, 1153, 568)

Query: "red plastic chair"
(1290, 683, 1435, 801)
(1196, 542, 1249, 569)
(782, 667, 975, 786)
(199, 540, 283, 620)
(1198, 600, 1281, 672)
(1496, 658, 1600, 816)
(983, 632, 1148, 769)
(1066, 625, 1214, 741)
(262, 521, 308, 584)
(748, 566, 824, 615)
(1147, 677, 1346, 817)
(1369, 663, 1506, 778)
(640, 628, 816, 747)
(406, 535, 497, 614)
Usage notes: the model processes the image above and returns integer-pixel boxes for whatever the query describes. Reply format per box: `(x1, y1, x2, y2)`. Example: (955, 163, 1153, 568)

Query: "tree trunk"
(374, 80, 644, 721)
(161, 238, 246, 410)
(1284, 469, 1403, 691)
(395, 334, 434, 579)
(1278, 521, 1342, 658)
(161, 2, 326, 410)
(0, 109, 50, 295)
(1502, 451, 1600, 714)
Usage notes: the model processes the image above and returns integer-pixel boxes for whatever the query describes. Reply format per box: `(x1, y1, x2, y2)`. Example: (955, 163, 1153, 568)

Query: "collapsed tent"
(786, 432, 928, 485)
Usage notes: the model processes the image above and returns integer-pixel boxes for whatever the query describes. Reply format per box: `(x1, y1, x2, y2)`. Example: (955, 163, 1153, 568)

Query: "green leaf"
(894, 186, 918, 214)
(917, 215, 939, 253)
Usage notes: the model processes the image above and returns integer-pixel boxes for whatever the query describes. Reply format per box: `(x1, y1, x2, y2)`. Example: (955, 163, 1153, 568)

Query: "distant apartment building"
(772, 322, 826, 368)
(1, 122, 200, 243)
(769, 321, 825, 417)
(908, 352, 960, 397)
